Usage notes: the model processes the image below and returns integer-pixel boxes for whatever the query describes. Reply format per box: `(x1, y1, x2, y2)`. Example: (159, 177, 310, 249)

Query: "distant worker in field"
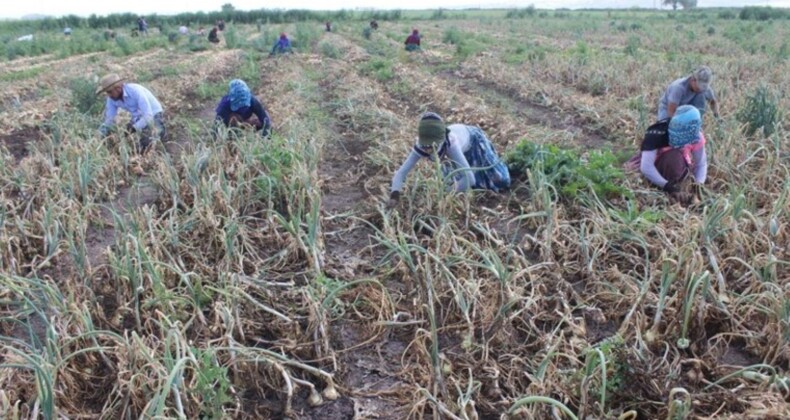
(96, 74, 166, 153)
(64, 27, 72, 36)
(388, 112, 510, 207)
(214, 79, 272, 138)
(404, 28, 421, 51)
(625, 105, 707, 202)
(208, 27, 220, 44)
(326, 21, 332, 32)
(270, 32, 294, 56)
(178, 26, 189, 35)
(137, 17, 148, 36)
(216, 19, 226, 31)
(370, 20, 379, 30)
(658, 66, 720, 120)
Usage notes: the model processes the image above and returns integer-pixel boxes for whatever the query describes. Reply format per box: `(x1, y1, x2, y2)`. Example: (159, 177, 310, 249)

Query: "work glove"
(670, 191, 693, 206)
(662, 181, 680, 194)
(386, 190, 400, 209)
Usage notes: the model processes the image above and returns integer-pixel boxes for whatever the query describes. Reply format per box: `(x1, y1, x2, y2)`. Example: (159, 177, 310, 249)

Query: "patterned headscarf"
(668, 105, 702, 148)
(228, 79, 251, 112)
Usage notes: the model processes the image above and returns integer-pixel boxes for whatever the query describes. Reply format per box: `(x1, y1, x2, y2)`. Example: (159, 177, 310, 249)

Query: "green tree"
(664, 0, 696, 10)
(221, 3, 235, 13)
(679, 0, 697, 9)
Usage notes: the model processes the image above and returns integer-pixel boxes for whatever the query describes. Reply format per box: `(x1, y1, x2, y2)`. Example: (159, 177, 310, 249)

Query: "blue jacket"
(215, 95, 271, 134)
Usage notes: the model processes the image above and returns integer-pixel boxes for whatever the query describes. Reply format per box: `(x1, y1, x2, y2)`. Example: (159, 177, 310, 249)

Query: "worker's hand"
(670, 191, 693, 206)
(98, 124, 111, 138)
(386, 190, 400, 210)
(691, 183, 706, 199)
(228, 114, 243, 127)
(125, 122, 136, 134)
(662, 181, 680, 194)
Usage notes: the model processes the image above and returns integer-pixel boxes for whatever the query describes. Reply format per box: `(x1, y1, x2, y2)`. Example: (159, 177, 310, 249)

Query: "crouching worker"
(208, 27, 220, 44)
(97, 73, 166, 153)
(270, 33, 293, 56)
(214, 79, 272, 138)
(388, 112, 510, 207)
(626, 105, 707, 202)
(404, 29, 421, 52)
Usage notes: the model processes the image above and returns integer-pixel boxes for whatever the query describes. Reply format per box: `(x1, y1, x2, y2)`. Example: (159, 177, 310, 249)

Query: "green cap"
(418, 119, 446, 147)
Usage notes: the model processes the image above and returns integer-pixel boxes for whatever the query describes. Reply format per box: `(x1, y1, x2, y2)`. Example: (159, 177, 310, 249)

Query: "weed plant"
(737, 86, 781, 137)
(506, 140, 631, 201)
(68, 77, 102, 115)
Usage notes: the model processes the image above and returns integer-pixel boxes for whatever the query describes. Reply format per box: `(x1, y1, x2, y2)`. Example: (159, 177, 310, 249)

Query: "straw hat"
(95, 73, 124, 95)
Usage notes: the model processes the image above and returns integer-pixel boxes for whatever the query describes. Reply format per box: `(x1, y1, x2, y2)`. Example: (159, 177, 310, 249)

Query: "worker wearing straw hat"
(96, 73, 166, 153)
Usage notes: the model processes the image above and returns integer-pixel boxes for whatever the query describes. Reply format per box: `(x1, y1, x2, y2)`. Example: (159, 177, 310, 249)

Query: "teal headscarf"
(668, 105, 702, 148)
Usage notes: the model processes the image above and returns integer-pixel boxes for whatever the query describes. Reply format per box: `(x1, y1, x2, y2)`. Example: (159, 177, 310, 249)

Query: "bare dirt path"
(307, 33, 412, 419)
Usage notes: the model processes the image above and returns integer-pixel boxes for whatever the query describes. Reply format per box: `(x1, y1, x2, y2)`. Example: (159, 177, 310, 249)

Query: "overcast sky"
(1, 0, 788, 19)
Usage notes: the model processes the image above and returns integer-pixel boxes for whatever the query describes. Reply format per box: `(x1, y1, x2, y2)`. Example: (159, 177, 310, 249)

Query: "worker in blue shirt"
(96, 74, 166, 152)
(214, 79, 272, 138)
(270, 32, 294, 56)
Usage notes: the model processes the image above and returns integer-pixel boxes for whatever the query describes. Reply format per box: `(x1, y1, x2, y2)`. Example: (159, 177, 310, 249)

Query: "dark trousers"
(655, 148, 689, 184)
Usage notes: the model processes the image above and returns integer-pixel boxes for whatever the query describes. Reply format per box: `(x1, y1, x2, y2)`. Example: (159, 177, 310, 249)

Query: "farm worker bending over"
(658, 66, 720, 120)
(270, 33, 294, 56)
(137, 17, 148, 35)
(208, 27, 220, 44)
(625, 105, 707, 202)
(405, 28, 421, 51)
(97, 74, 166, 153)
(388, 112, 510, 207)
(214, 79, 272, 138)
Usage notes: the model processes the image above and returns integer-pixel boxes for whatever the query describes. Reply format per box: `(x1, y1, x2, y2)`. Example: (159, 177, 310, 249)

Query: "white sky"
(1, 0, 788, 19)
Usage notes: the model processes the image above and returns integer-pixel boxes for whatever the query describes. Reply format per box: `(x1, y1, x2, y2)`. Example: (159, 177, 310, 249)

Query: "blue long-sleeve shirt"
(271, 37, 292, 54)
(101, 83, 163, 132)
(215, 95, 271, 132)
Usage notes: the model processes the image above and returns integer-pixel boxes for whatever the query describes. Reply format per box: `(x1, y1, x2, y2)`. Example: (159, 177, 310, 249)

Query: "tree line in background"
(0, 5, 403, 32)
(1, 4, 788, 33)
